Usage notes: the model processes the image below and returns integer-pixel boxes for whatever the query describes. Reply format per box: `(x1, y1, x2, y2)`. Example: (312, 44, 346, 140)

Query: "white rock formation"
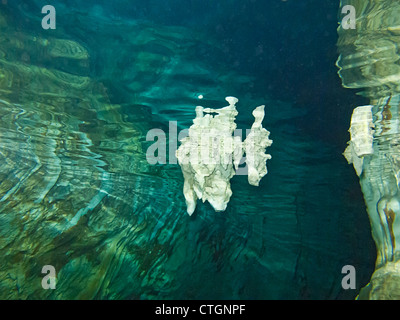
(343, 105, 375, 176)
(244, 105, 273, 186)
(176, 97, 272, 215)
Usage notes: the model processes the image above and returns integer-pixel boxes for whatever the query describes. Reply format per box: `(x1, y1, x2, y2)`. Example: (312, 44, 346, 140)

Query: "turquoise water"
(0, 1, 375, 299)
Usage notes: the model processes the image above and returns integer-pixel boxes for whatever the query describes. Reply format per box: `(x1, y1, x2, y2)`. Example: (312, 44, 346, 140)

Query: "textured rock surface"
(244, 105, 273, 186)
(176, 97, 272, 215)
(343, 105, 374, 176)
(358, 261, 400, 300)
(338, 0, 400, 299)
(176, 97, 241, 215)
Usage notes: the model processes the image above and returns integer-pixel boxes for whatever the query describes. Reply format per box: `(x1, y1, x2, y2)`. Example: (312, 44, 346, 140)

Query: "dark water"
(0, 0, 375, 299)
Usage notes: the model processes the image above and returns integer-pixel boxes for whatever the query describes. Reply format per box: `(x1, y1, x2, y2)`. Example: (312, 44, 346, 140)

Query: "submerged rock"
(176, 97, 272, 215)
(338, 0, 400, 299)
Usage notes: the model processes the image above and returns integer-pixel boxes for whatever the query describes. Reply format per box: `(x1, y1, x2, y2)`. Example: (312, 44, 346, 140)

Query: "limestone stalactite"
(176, 97, 272, 215)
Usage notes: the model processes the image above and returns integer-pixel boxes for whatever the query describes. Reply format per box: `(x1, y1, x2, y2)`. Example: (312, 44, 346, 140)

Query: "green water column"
(337, 0, 400, 299)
